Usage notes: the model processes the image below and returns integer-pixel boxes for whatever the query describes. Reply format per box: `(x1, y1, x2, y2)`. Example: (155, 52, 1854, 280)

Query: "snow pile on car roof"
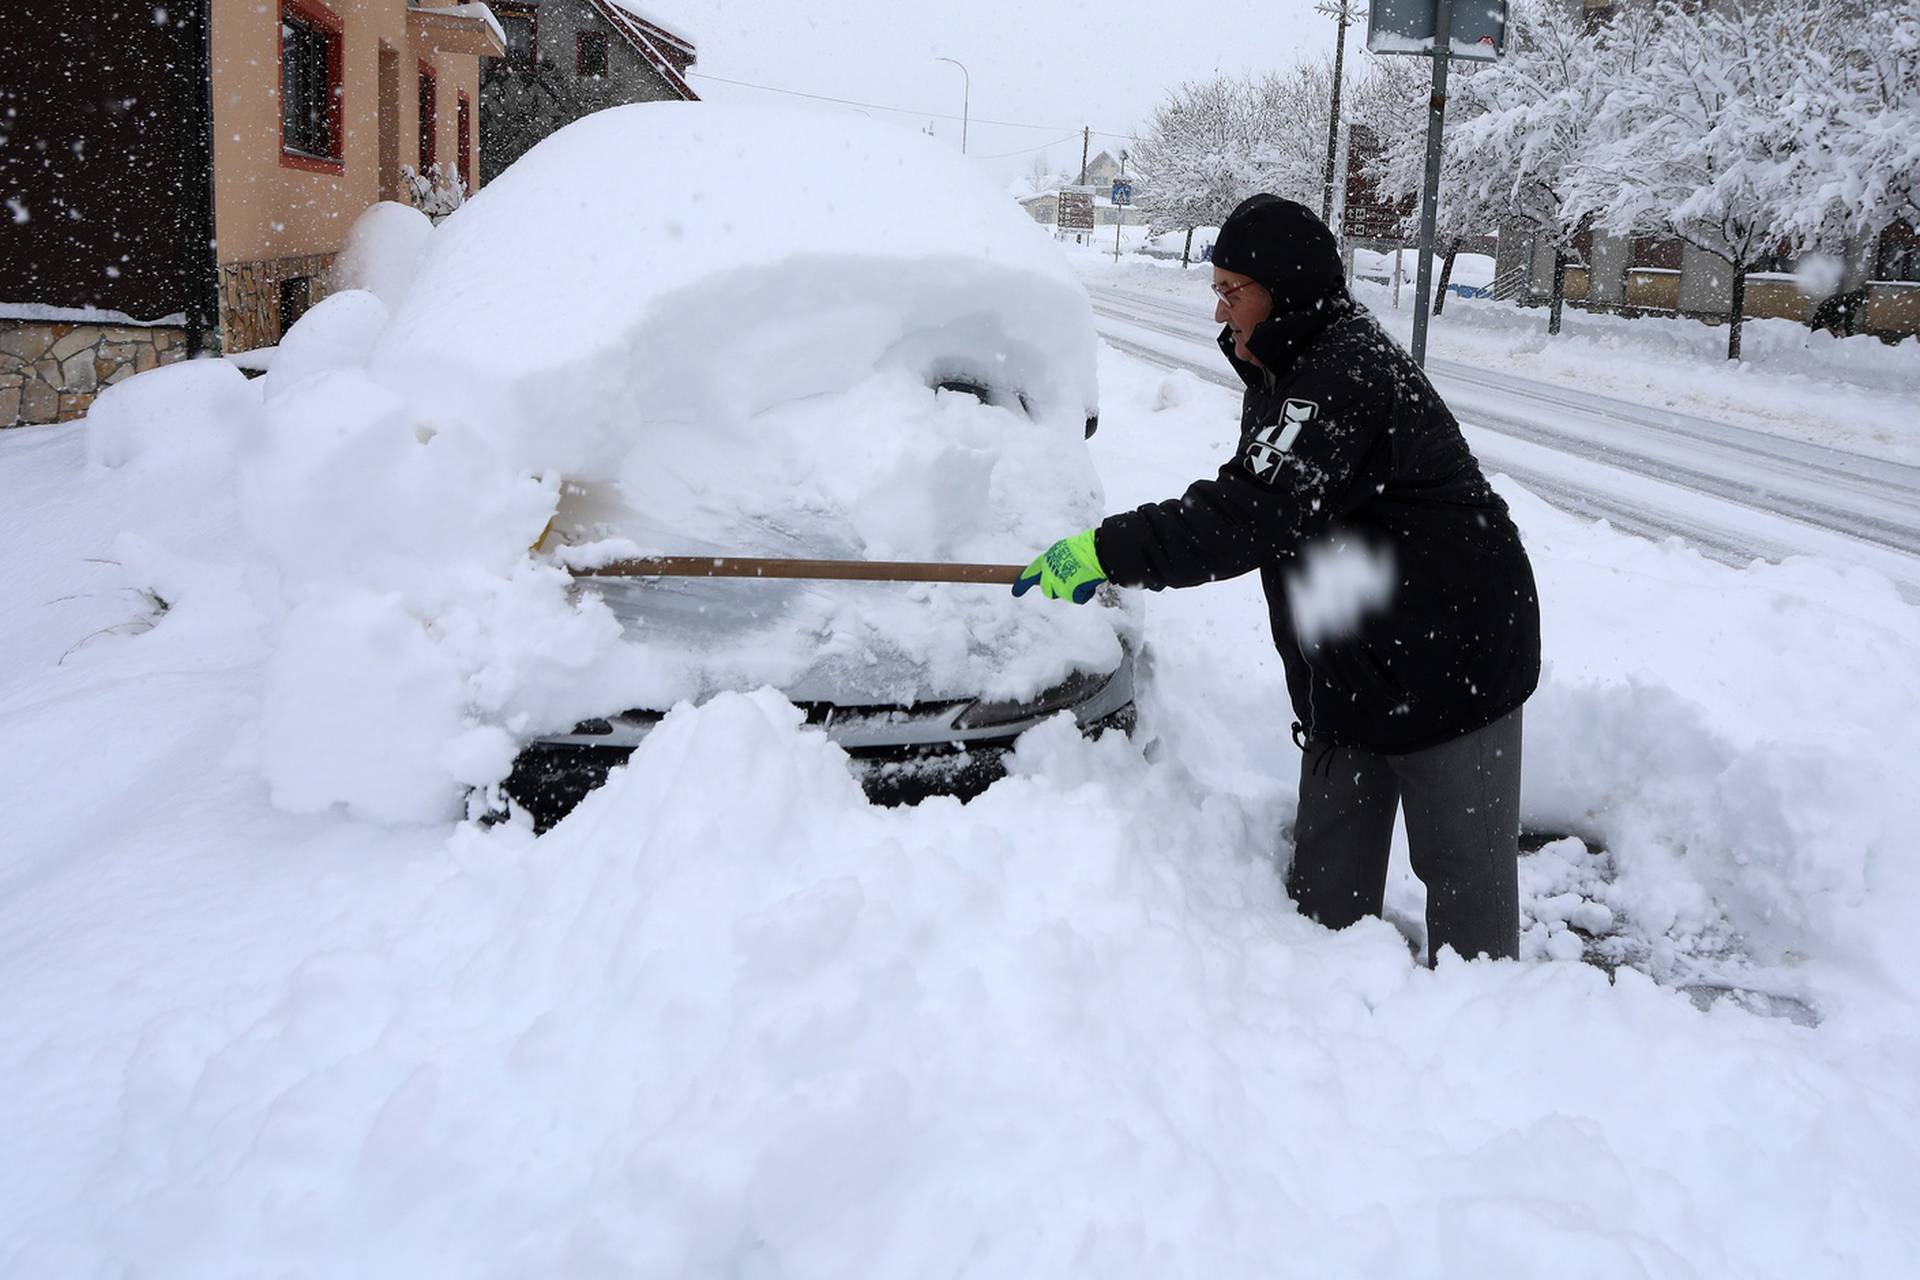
(376, 102, 1098, 472)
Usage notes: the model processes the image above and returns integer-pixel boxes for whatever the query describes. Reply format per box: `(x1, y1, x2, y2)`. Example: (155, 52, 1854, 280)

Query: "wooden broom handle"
(569, 555, 1025, 585)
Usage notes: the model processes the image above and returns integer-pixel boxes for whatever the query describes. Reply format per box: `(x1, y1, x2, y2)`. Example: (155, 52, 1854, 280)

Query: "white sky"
(637, 1, 1369, 182)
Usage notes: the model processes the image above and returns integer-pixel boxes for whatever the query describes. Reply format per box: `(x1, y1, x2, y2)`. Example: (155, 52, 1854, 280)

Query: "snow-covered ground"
(7, 131, 1920, 1271)
(1352, 247, 1496, 291)
(6, 332, 1920, 1273)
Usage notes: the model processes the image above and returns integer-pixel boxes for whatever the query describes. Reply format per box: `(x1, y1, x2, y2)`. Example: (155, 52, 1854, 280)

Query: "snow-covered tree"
(401, 163, 466, 224)
(1448, 0, 1657, 334)
(1135, 63, 1354, 265)
(1350, 48, 1501, 310)
(1571, 0, 1830, 360)
(1775, 1, 1920, 326)
(1246, 62, 1337, 208)
(1132, 76, 1265, 264)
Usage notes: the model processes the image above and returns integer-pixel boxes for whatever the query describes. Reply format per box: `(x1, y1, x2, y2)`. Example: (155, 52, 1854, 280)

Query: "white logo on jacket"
(1244, 398, 1318, 480)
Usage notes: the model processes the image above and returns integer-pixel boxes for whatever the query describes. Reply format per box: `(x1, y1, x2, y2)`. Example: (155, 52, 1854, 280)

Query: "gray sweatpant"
(1286, 707, 1523, 964)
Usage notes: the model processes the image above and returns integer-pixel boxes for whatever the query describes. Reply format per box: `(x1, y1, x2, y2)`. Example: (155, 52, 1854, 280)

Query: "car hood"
(579, 574, 1129, 708)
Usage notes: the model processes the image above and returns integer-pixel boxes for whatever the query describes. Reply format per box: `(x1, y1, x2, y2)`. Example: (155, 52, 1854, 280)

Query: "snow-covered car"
(373, 103, 1137, 827)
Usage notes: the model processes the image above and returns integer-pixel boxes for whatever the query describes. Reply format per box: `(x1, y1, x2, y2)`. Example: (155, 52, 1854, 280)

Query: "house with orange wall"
(2, 1, 504, 428)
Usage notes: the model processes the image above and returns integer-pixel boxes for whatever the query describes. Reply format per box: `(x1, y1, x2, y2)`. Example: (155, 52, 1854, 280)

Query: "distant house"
(1080, 150, 1123, 188)
(481, 0, 698, 183)
(1493, 219, 1920, 339)
(2, 0, 504, 428)
(1017, 193, 1060, 225)
(1013, 152, 1148, 234)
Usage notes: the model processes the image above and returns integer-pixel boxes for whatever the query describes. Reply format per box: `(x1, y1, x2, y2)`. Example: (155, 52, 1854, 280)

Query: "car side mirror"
(1084, 414, 1099, 439)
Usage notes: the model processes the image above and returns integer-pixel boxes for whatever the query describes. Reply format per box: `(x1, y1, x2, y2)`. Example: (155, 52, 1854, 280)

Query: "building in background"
(480, 0, 697, 184)
(1487, 0, 1920, 339)
(2, 0, 504, 428)
(1015, 152, 1149, 236)
(1496, 217, 1920, 340)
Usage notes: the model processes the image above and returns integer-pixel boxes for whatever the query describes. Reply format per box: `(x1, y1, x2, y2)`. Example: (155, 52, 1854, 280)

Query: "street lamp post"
(933, 56, 970, 154)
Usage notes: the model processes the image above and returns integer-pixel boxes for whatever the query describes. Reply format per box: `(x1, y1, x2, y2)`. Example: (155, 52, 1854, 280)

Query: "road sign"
(1364, 0, 1506, 367)
(1057, 190, 1095, 233)
(1366, 0, 1507, 61)
(1110, 179, 1133, 207)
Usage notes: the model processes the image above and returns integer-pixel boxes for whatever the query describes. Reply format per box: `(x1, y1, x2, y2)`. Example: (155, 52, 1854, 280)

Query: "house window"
(1570, 225, 1595, 267)
(1629, 235, 1684, 271)
(494, 3, 538, 67)
(577, 31, 609, 77)
(457, 93, 472, 190)
(280, 0, 342, 164)
(418, 61, 437, 170)
(1876, 221, 1919, 283)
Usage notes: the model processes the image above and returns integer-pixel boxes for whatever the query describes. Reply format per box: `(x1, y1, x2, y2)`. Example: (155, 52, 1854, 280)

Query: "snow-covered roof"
(588, 0, 698, 99)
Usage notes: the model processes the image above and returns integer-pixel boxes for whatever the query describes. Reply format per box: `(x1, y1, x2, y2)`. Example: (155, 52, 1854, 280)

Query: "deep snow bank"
(6, 334, 1920, 1275)
(5, 687, 1916, 1277)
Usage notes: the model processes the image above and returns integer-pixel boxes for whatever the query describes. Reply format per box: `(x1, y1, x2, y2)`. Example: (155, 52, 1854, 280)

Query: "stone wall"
(1, 320, 190, 429)
(4, 250, 334, 428)
(217, 252, 335, 354)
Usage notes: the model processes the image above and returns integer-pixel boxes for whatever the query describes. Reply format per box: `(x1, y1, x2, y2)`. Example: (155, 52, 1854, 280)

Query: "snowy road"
(1089, 282, 1920, 595)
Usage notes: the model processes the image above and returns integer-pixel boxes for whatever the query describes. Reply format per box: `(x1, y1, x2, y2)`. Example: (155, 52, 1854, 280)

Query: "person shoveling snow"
(1016, 195, 1542, 963)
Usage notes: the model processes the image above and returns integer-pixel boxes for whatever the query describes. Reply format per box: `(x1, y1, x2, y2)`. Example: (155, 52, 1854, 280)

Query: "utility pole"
(1316, 0, 1355, 229)
(1079, 126, 1090, 185)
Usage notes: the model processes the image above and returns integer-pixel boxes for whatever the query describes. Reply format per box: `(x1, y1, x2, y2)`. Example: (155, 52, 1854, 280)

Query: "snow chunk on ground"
(332, 200, 434, 311)
(84, 358, 259, 472)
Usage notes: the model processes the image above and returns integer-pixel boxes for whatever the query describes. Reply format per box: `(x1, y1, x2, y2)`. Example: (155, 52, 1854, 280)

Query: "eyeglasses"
(1212, 278, 1261, 305)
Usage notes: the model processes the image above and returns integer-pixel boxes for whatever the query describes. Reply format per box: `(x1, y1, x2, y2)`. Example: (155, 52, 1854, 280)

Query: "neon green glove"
(1012, 529, 1107, 604)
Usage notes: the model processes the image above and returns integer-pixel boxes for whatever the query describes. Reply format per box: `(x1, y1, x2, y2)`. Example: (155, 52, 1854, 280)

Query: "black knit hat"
(1210, 194, 1345, 315)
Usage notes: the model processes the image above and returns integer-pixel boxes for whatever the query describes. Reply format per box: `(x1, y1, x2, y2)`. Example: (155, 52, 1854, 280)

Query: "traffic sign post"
(1057, 190, 1095, 244)
(1366, 0, 1506, 60)
(1110, 179, 1134, 261)
(1366, 0, 1506, 367)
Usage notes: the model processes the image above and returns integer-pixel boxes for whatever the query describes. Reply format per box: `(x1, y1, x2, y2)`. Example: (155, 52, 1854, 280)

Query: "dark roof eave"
(587, 0, 699, 100)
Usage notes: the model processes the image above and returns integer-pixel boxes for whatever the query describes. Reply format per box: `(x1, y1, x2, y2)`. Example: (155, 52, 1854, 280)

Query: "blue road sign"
(1110, 180, 1133, 206)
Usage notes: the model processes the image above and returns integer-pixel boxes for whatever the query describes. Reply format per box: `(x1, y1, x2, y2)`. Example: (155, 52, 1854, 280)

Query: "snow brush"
(568, 555, 1025, 586)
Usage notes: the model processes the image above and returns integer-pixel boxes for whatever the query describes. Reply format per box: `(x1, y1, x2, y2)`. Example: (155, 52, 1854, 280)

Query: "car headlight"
(953, 667, 1113, 730)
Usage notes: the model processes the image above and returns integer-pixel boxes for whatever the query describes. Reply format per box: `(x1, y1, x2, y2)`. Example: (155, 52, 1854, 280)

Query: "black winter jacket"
(1094, 226, 1540, 753)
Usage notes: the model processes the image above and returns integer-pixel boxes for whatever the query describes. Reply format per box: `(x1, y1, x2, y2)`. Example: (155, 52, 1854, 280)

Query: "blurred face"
(1212, 267, 1272, 365)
